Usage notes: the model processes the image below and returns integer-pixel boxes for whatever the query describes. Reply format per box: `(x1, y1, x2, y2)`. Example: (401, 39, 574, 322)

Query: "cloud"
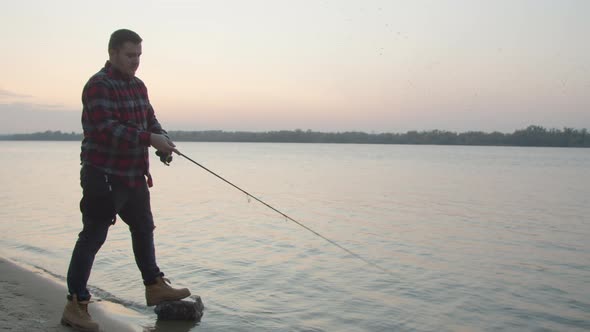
(0, 88, 80, 134)
(0, 102, 80, 134)
(0, 88, 33, 100)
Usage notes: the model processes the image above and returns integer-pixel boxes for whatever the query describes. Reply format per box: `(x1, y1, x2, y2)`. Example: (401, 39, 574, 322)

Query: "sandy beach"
(0, 257, 141, 332)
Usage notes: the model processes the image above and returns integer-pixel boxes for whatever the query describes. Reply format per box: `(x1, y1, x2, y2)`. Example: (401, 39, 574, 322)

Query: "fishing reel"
(155, 150, 173, 166)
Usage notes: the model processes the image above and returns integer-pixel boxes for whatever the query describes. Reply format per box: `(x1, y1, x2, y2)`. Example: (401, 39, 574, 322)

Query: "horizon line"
(1, 125, 588, 136)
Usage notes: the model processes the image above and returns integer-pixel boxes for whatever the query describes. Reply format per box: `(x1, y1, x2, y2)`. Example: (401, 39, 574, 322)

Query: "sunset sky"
(1, 0, 588, 134)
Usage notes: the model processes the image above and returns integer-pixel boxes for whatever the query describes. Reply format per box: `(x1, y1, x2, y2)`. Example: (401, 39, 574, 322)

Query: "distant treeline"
(1, 125, 588, 147)
(0, 130, 82, 141)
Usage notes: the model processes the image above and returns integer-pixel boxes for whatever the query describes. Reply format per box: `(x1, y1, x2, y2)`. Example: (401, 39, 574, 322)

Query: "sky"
(1, 0, 588, 134)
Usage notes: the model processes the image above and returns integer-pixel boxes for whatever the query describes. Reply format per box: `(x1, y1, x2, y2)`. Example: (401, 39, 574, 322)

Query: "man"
(61, 29, 190, 331)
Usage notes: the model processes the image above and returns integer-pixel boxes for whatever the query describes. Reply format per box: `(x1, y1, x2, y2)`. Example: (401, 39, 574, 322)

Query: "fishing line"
(176, 151, 393, 276)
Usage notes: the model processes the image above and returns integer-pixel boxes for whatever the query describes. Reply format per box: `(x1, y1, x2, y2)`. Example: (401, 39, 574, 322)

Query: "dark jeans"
(67, 166, 163, 301)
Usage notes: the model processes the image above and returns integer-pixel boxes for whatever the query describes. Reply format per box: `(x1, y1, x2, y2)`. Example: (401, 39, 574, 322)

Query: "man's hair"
(108, 29, 142, 50)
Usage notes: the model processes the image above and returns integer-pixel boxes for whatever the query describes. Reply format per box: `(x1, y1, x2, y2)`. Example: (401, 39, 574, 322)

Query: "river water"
(0, 141, 588, 331)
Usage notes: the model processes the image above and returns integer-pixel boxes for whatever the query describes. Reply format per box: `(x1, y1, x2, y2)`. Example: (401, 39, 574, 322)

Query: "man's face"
(109, 42, 142, 77)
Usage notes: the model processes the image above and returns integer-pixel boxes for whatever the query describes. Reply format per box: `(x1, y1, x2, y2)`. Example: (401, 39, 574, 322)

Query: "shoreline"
(0, 257, 143, 332)
(1, 125, 589, 148)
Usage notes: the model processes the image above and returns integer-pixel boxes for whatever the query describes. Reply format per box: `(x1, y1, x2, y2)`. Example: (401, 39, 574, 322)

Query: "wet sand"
(0, 257, 141, 332)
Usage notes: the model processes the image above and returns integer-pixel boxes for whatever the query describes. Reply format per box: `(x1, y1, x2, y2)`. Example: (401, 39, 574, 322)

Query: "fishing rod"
(168, 150, 393, 276)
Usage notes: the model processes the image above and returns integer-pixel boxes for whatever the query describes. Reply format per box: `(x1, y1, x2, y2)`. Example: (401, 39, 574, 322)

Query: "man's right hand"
(150, 134, 179, 154)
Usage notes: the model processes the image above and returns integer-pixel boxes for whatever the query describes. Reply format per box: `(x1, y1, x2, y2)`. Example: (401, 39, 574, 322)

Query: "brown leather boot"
(145, 276, 191, 306)
(61, 295, 99, 332)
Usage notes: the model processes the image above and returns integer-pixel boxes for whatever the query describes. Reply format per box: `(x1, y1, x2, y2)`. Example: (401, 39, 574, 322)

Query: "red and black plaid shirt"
(80, 61, 166, 187)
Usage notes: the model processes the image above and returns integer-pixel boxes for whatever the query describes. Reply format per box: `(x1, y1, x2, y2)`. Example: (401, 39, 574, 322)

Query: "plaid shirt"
(80, 61, 166, 187)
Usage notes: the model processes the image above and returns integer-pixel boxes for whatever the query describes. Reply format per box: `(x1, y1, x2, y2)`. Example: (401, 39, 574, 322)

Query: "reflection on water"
(145, 319, 199, 332)
(0, 142, 589, 331)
